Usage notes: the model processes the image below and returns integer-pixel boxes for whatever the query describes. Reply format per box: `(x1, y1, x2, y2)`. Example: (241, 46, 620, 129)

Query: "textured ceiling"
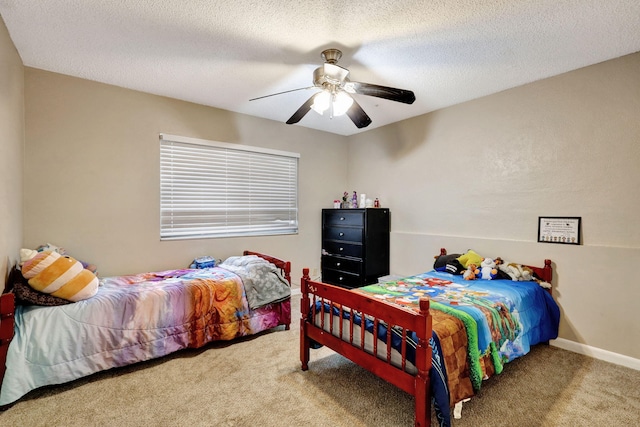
(2, 1, 640, 136)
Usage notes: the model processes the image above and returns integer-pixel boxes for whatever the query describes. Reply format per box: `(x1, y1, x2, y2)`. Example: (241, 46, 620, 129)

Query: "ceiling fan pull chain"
(329, 92, 335, 119)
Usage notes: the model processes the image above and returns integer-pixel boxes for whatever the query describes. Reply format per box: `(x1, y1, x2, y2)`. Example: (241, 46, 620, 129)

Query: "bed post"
(0, 293, 15, 408)
(414, 297, 432, 427)
(542, 259, 552, 283)
(283, 261, 292, 286)
(300, 268, 311, 371)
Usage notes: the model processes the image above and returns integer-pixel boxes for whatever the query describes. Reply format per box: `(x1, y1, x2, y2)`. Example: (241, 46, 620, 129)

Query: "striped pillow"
(21, 251, 99, 302)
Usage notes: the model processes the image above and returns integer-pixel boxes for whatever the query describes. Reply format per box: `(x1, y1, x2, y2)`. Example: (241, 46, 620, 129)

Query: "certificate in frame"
(538, 217, 581, 245)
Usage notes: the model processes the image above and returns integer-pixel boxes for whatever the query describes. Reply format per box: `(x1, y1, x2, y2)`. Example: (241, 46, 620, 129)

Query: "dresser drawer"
(322, 256, 362, 275)
(324, 226, 364, 243)
(322, 240, 363, 259)
(323, 210, 365, 227)
(321, 269, 361, 289)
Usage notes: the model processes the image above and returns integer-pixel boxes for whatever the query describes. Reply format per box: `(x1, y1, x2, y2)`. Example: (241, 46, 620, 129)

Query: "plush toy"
(463, 263, 479, 280)
(499, 262, 534, 281)
(457, 249, 483, 269)
(21, 250, 99, 302)
(35, 242, 98, 274)
(19, 248, 38, 265)
(495, 257, 552, 289)
(518, 264, 534, 281)
(535, 279, 552, 289)
(478, 258, 498, 280)
(498, 262, 518, 281)
(433, 253, 464, 275)
(37, 242, 66, 255)
(493, 257, 514, 280)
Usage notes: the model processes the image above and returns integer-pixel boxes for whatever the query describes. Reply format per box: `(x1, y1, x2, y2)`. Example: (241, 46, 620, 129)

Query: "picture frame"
(538, 217, 581, 245)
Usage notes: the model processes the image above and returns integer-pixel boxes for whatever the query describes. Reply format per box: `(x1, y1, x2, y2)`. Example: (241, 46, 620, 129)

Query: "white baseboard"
(551, 338, 640, 371)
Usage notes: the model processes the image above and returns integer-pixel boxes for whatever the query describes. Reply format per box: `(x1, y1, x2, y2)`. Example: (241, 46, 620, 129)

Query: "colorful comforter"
(357, 270, 560, 426)
(0, 263, 291, 406)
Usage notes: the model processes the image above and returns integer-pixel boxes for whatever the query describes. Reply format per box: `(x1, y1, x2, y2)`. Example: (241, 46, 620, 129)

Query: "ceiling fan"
(249, 48, 416, 129)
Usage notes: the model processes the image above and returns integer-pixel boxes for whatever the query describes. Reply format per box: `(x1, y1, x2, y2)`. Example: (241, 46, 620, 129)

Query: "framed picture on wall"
(538, 217, 581, 245)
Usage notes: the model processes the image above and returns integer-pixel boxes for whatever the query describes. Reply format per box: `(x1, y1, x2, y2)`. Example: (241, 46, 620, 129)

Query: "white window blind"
(160, 134, 299, 240)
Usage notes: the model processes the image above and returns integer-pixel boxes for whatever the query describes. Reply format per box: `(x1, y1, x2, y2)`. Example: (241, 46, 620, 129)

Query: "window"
(160, 134, 299, 240)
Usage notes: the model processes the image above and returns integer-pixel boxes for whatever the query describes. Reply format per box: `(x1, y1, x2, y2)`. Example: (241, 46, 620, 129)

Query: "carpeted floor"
(1, 296, 639, 426)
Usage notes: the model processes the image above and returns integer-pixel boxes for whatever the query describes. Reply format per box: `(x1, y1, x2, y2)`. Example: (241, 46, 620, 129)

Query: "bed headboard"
(439, 248, 553, 285)
(0, 292, 15, 409)
(243, 250, 292, 285)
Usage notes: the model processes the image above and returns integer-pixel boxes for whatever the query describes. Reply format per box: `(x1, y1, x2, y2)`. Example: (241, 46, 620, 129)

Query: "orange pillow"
(21, 251, 99, 302)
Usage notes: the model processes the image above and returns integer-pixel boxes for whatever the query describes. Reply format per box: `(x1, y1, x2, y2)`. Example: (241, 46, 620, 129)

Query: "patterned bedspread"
(357, 270, 560, 425)
(0, 263, 291, 406)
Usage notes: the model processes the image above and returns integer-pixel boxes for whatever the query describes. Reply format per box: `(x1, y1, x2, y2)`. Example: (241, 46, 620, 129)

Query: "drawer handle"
(340, 217, 345, 221)
(339, 247, 344, 251)
(339, 232, 344, 237)
(336, 262, 341, 267)
(338, 276, 344, 281)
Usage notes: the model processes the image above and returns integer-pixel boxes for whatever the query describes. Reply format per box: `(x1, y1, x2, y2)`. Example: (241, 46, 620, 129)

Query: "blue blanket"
(358, 270, 560, 425)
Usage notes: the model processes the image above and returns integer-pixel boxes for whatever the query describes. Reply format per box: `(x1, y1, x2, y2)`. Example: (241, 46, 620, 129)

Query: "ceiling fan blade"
(345, 81, 416, 104)
(345, 97, 372, 129)
(249, 86, 314, 101)
(286, 93, 318, 125)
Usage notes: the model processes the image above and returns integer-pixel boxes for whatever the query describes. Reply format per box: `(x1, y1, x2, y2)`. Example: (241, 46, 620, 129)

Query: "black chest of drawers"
(321, 208, 390, 289)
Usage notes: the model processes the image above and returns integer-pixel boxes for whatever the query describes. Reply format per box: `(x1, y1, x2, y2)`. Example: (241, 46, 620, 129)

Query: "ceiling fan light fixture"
(332, 91, 354, 116)
(311, 90, 353, 117)
(311, 91, 331, 114)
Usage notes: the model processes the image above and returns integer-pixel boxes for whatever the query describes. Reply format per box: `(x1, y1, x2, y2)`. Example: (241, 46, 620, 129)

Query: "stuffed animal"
(494, 257, 515, 280)
(463, 263, 479, 280)
(535, 279, 552, 289)
(21, 250, 99, 302)
(457, 249, 483, 269)
(478, 258, 498, 280)
(433, 253, 464, 275)
(517, 264, 534, 281)
(36, 242, 66, 255)
(35, 242, 98, 274)
(495, 257, 551, 288)
(499, 262, 534, 281)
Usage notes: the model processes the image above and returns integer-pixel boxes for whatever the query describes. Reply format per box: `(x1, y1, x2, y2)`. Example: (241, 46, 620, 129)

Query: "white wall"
(347, 53, 640, 360)
(0, 17, 23, 292)
(23, 68, 348, 284)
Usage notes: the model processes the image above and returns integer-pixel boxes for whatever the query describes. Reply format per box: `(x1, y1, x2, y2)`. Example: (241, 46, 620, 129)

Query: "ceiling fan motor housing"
(321, 48, 342, 64)
(314, 63, 350, 89)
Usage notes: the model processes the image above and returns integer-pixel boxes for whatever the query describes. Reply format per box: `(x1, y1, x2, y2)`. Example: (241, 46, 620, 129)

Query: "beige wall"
(0, 18, 23, 292)
(348, 53, 640, 360)
(23, 68, 348, 284)
(15, 22, 640, 361)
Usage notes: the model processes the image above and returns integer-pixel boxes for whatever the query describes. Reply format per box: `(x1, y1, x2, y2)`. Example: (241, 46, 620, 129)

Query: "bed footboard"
(244, 250, 292, 330)
(300, 268, 433, 427)
(243, 250, 292, 285)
